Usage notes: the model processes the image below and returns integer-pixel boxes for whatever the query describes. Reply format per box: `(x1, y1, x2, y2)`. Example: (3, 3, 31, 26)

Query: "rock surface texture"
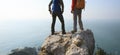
(39, 29, 95, 55)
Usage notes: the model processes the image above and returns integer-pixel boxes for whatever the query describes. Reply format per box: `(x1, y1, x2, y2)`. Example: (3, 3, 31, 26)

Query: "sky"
(0, 0, 120, 20)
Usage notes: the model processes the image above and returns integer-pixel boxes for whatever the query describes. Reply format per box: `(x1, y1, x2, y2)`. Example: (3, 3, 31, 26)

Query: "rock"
(39, 29, 95, 55)
(9, 47, 37, 55)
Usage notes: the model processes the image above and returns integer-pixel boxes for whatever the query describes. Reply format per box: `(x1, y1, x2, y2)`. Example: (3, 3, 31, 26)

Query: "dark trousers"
(51, 12, 65, 34)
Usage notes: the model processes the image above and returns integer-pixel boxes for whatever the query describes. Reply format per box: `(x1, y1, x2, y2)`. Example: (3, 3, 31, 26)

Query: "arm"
(48, 0, 52, 14)
(60, 0, 64, 14)
(71, 0, 76, 13)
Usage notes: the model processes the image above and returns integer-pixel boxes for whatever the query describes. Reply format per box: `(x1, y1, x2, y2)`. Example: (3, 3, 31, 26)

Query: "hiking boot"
(51, 32, 55, 35)
(51, 33, 54, 35)
(62, 31, 66, 34)
(71, 30, 77, 33)
(80, 28, 84, 31)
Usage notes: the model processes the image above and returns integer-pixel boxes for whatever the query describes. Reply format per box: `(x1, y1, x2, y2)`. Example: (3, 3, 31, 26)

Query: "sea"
(0, 18, 120, 55)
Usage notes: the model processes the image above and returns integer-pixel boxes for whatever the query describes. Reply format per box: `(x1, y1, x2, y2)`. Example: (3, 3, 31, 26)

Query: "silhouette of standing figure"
(71, 0, 85, 33)
(49, 0, 66, 35)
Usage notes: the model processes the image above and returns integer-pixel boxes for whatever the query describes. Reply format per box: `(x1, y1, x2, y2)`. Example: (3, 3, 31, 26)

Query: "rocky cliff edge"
(39, 29, 95, 55)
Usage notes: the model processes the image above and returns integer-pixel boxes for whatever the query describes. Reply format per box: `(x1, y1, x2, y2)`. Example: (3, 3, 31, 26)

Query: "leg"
(57, 12, 66, 34)
(73, 10, 77, 31)
(51, 12, 57, 35)
(78, 9, 84, 30)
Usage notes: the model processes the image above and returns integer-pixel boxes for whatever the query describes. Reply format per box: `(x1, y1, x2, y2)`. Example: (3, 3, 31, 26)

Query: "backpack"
(75, 0, 85, 9)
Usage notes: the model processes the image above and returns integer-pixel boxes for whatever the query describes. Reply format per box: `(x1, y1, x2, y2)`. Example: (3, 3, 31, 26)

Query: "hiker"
(71, 0, 85, 33)
(48, 0, 66, 35)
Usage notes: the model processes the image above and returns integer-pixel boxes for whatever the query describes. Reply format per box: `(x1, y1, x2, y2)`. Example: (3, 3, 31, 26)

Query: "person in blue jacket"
(48, 0, 66, 35)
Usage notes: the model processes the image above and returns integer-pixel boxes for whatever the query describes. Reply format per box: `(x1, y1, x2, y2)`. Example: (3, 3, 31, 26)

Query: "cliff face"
(39, 29, 95, 55)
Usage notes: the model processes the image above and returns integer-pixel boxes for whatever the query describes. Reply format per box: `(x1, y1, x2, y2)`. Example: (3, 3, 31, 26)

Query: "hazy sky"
(0, 0, 120, 20)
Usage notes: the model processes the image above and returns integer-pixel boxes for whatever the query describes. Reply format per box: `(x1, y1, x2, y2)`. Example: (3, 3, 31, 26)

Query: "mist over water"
(0, 18, 120, 55)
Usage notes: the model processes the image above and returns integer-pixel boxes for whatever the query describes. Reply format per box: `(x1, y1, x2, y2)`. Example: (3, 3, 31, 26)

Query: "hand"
(71, 10, 74, 13)
(61, 10, 64, 14)
(49, 10, 52, 14)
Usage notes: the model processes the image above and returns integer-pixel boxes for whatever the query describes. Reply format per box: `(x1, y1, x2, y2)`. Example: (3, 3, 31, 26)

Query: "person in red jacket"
(71, 0, 84, 33)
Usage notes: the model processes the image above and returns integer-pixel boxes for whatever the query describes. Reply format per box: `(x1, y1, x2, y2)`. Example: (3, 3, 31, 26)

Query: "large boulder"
(39, 29, 95, 55)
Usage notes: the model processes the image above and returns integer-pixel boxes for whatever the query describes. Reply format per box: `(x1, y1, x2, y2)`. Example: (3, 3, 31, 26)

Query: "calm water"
(0, 18, 120, 55)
